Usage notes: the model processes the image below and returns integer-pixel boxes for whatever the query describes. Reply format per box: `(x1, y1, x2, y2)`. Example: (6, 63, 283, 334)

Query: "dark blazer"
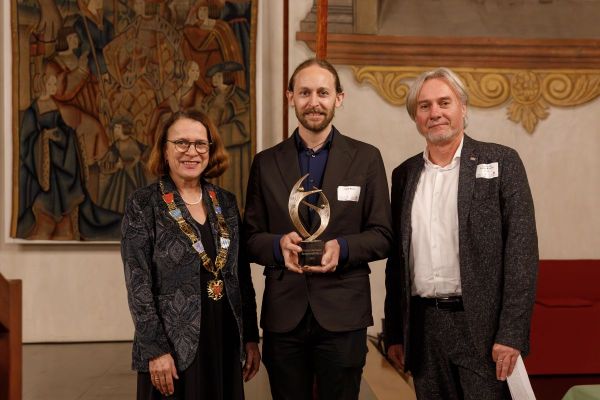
(121, 177, 259, 372)
(385, 134, 538, 370)
(244, 127, 392, 333)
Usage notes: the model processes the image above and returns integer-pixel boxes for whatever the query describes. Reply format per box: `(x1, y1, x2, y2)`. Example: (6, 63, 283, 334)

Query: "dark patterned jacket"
(121, 176, 259, 372)
(385, 134, 538, 371)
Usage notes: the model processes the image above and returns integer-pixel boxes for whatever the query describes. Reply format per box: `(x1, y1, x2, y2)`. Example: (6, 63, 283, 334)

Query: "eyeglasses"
(167, 139, 212, 154)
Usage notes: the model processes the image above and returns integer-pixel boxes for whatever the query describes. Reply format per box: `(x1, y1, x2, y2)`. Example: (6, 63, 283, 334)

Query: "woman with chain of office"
(121, 110, 260, 399)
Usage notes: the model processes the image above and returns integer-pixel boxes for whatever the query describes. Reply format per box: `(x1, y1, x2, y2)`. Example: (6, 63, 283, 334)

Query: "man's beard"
(296, 107, 335, 133)
(420, 126, 461, 145)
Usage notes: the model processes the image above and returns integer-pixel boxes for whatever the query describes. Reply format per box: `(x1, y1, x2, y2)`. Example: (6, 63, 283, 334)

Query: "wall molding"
(297, 33, 600, 69)
(352, 66, 600, 133)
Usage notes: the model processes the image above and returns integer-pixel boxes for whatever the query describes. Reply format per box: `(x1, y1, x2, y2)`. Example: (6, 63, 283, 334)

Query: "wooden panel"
(296, 32, 600, 69)
(0, 275, 22, 400)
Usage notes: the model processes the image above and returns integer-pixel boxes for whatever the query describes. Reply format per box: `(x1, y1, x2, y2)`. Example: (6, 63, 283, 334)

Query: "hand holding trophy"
(288, 174, 331, 267)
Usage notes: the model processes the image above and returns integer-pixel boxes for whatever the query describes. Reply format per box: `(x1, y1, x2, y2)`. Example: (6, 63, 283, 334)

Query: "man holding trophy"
(244, 58, 392, 400)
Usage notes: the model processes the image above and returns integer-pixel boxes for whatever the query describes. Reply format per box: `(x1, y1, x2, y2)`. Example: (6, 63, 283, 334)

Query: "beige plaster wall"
(1, 0, 598, 342)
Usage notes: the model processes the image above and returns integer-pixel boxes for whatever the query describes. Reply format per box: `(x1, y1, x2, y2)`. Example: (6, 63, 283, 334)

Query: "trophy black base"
(300, 240, 324, 266)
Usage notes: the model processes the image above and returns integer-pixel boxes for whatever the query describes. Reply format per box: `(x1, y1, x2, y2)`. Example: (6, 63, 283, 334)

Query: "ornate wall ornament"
(352, 66, 600, 133)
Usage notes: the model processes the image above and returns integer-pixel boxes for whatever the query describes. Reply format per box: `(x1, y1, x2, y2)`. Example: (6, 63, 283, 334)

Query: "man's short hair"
(287, 58, 343, 94)
(406, 67, 468, 121)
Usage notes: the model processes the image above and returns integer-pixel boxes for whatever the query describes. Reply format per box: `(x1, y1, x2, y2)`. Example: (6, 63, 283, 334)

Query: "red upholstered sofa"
(525, 260, 600, 375)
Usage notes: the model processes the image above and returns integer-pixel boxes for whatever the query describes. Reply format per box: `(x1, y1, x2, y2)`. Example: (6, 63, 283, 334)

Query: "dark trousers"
(262, 307, 367, 400)
(410, 300, 510, 400)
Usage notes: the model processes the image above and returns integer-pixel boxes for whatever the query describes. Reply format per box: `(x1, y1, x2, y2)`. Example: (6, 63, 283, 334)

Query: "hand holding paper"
(507, 355, 536, 400)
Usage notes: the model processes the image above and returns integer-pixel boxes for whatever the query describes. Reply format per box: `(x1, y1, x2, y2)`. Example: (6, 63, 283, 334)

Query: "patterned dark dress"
(136, 218, 244, 400)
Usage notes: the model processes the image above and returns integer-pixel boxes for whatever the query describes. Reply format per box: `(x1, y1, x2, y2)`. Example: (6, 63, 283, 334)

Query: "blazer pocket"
(336, 176, 366, 201)
(332, 182, 364, 210)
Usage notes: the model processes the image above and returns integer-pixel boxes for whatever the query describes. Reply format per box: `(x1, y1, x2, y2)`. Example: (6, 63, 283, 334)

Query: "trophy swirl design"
(288, 174, 331, 266)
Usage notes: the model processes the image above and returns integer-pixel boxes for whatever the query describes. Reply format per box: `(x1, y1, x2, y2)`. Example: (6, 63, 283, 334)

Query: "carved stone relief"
(353, 66, 600, 133)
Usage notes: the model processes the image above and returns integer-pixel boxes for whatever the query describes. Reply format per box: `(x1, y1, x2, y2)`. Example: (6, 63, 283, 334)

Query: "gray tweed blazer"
(385, 134, 538, 371)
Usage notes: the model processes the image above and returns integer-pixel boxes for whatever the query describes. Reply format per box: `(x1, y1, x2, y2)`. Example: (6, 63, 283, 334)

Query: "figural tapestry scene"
(10, 0, 256, 241)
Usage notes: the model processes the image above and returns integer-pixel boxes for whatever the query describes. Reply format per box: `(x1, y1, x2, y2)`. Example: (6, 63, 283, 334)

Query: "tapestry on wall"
(10, 0, 256, 241)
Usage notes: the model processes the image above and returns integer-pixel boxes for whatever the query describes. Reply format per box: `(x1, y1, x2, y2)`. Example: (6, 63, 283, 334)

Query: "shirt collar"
(293, 127, 335, 153)
(422, 135, 464, 170)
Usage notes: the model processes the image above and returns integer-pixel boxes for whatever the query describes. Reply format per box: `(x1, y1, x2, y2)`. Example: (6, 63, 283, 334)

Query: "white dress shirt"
(409, 138, 463, 297)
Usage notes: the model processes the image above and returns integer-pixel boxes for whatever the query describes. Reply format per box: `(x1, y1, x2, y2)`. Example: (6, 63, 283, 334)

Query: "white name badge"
(476, 162, 499, 179)
(337, 186, 361, 202)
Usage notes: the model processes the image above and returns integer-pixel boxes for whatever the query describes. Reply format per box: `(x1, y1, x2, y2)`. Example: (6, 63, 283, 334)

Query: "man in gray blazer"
(244, 58, 392, 399)
(385, 67, 538, 399)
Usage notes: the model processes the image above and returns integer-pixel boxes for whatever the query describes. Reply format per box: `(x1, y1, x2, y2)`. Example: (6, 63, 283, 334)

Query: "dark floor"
(22, 342, 377, 400)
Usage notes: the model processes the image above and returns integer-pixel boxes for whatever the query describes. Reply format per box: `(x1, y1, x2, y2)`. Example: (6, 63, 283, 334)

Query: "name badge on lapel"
(337, 186, 361, 202)
(476, 162, 499, 179)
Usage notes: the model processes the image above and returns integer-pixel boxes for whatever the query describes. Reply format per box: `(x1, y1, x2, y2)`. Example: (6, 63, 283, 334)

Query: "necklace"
(159, 180, 230, 301)
(307, 138, 328, 151)
(181, 191, 203, 205)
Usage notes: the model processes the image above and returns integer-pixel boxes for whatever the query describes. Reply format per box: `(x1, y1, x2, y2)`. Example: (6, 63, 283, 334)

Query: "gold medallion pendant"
(160, 183, 230, 303)
(207, 279, 224, 301)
